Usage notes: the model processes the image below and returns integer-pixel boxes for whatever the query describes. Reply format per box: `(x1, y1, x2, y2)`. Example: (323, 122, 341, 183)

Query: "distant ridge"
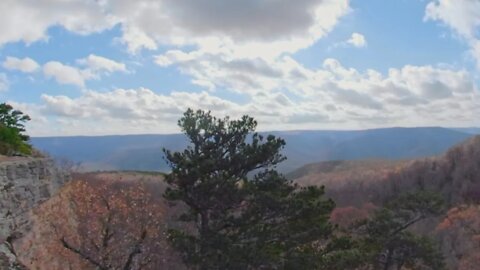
(450, 127, 480, 134)
(31, 127, 473, 173)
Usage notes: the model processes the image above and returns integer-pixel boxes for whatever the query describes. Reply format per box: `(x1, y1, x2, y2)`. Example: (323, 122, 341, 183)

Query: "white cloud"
(111, 0, 351, 56)
(40, 88, 240, 121)
(120, 25, 158, 53)
(313, 59, 476, 109)
(42, 55, 126, 87)
(160, 0, 339, 41)
(0, 73, 8, 91)
(347, 33, 367, 47)
(1, 54, 126, 88)
(155, 46, 476, 109)
(43, 61, 87, 87)
(21, 56, 480, 136)
(425, 0, 480, 39)
(387, 65, 473, 99)
(0, 0, 350, 57)
(27, 88, 247, 135)
(0, 0, 115, 45)
(155, 49, 288, 94)
(77, 54, 127, 73)
(2, 0, 479, 135)
(425, 0, 480, 67)
(31, 87, 333, 136)
(469, 39, 480, 68)
(2, 56, 40, 73)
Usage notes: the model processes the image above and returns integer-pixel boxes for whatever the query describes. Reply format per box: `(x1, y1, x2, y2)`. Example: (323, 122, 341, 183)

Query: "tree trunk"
(383, 249, 392, 270)
(199, 211, 210, 270)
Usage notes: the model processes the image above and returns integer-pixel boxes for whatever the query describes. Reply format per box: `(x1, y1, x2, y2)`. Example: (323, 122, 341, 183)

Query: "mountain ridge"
(31, 127, 474, 173)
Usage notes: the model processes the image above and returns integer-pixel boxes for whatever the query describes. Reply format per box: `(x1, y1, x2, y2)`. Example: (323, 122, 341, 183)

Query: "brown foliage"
(293, 136, 480, 209)
(436, 205, 480, 269)
(292, 160, 406, 207)
(14, 172, 185, 270)
(330, 203, 377, 228)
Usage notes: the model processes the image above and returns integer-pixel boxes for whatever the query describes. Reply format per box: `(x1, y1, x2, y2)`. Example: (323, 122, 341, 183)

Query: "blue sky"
(0, 0, 479, 136)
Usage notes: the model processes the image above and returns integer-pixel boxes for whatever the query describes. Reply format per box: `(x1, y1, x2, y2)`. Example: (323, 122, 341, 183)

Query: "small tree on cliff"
(0, 103, 32, 155)
(163, 109, 360, 270)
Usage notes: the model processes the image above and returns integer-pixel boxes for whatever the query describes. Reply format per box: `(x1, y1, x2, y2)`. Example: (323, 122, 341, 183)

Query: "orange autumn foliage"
(436, 205, 480, 270)
(14, 172, 185, 270)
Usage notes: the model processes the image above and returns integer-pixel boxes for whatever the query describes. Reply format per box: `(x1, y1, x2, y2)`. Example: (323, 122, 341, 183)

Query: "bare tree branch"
(123, 230, 147, 270)
(61, 237, 107, 270)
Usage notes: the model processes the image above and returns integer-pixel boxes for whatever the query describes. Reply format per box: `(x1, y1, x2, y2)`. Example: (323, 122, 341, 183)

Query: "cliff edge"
(0, 156, 69, 269)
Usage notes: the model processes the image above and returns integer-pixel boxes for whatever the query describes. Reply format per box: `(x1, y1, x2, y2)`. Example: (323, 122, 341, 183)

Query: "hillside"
(286, 159, 405, 181)
(31, 127, 472, 173)
(5, 136, 480, 269)
(292, 135, 480, 206)
(291, 135, 480, 269)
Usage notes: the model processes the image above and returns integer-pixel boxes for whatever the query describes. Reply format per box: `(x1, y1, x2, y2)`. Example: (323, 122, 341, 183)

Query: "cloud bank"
(0, 0, 478, 135)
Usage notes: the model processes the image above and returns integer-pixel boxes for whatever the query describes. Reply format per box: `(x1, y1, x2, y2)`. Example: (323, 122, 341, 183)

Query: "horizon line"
(30, 126, 480, 138)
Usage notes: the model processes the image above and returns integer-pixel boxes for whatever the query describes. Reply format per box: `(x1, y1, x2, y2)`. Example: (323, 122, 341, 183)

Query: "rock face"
(0, 156, 69, 269)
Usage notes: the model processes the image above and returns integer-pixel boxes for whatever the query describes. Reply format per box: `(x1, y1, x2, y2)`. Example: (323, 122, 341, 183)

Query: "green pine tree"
(356, 191, 445, 270)
(163, 109, 359, 270)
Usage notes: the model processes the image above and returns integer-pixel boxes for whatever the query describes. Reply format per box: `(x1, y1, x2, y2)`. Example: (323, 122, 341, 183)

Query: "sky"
(0, 0, 479, 136)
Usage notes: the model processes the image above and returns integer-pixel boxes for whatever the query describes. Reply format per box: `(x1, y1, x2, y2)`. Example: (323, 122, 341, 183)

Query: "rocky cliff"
(0, 156, 69, 269)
